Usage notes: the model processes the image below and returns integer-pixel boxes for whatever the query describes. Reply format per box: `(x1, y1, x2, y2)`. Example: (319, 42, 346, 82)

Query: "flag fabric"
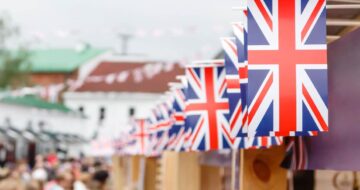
(167, 83, 188, 151)
(247, 0, 328, 136)
(280, 137, 308, 170)
(176, 76, 194, 151)
(232, 22, 250, 138)
(185, 63, 236, 151)
(221, 37, 247, 138)
(149, 102, 173, 155)
(243, 136, 283, 149)
(128, 119, 151, 155)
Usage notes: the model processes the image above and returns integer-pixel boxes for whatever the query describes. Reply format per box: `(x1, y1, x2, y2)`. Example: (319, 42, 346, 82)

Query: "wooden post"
(111, 156, 125, 190)
(239, 146, 287, 190)
(201, 165, 222, 190)
(144, 157, 157, 190)
(162, 152, 201, 190)
(130, 155, 141, 189)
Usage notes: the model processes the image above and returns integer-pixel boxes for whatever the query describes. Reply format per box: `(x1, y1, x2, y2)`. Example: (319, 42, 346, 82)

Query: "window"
(99, 107, 106, 121)
(129, 107, 135, 117)
(78, 106, 84, 114)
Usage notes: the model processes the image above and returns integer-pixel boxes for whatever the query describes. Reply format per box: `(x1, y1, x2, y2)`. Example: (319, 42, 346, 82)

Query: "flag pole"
(231, 149, 237, 190)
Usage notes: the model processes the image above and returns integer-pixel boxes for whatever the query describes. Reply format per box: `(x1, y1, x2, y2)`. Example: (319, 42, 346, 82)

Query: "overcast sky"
(0, 0, 242, 60)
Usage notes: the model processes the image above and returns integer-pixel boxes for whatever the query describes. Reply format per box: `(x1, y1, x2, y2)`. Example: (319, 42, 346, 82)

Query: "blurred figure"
(25, 180, 41, 190)
(0, 177, 25, 190)
(45, 172, 73, 190)
(74, 174, 89, 190)
(17, 160, 31, 184)
(0, 167, 26, 190)
(91, 161, 109, 190)
(72, 161, 89, 190)
(31, 155, 48, 189)
(31, 155, 47, 182)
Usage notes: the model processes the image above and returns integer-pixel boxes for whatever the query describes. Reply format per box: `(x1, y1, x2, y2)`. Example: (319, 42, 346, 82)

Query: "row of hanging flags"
(117, 0, 328, 157)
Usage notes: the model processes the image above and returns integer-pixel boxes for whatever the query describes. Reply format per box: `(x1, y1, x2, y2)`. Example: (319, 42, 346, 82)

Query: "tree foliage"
(0, 13, 31, 89)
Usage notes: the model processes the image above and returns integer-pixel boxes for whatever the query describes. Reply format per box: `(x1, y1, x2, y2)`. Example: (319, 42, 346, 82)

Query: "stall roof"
(27, 48, 106, 73)
(0, 95, 74, 113)
(74, 61, 183, 93)
(0, 48, 106, 73)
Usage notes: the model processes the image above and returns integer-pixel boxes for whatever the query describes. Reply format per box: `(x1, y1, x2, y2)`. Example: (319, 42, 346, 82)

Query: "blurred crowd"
(0, 154, 110, 190)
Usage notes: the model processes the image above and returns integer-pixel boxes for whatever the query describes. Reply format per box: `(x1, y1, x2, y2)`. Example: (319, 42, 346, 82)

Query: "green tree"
(0, 13, 30, 89)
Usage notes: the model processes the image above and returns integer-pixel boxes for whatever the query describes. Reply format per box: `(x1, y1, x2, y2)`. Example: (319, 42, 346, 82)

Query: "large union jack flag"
(185, 64, 236, 151)
(247, 0, 328, 136)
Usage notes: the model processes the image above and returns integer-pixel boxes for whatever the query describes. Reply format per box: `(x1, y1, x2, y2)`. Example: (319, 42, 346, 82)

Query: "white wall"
(64, 92, 161, 138)
(0, 103, 87, 136)
(0, 103, 88, 158)
(64, 92, 161, 156)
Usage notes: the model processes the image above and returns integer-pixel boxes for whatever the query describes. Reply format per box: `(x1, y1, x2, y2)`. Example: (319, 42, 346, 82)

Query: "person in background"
(17, 160, 31, 184)
(91, 161, 109, 190)
(45, 172, 73, 190)
(25, 180, 41, 190)
(72, 161, 89, 190)
(32, 155, 48, 189)
(0, 167, 26, 190)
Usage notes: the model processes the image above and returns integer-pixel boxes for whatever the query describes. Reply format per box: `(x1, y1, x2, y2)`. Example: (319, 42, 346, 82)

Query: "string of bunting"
(4, 61, 181, 102)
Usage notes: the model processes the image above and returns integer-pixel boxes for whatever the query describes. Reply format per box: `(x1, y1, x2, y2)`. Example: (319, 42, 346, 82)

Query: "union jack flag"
(221, 37, 247, 137)
(247, 0, 328, 136)
(176, 76, 194, 151)
(236, 136, 283, 149)
(150, 102, 173, 155)
(167, 83, 187, 151)
(185, 64, 236, 151)
(128, 119, 151, 155)
(233, 22, 250, 138)
(281, 137, 309, 170)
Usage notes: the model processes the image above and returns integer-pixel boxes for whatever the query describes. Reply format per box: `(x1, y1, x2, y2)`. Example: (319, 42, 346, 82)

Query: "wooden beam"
(327, 35, 341, 43)
(337, 14, 360, 37)
(327, 19, 360, 26)
(327, 4, 360, 9)
(327, 35, 341, 40)
(239, 146, 287, 190)
(328, 0, 360, 3)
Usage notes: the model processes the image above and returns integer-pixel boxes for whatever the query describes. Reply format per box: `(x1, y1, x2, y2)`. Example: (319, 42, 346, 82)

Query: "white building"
(0, 95, 88, 160)
(64, 56, 183, 156)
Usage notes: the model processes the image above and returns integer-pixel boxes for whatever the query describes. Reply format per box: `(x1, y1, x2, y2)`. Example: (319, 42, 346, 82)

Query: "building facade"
(64, 57, 183, 156)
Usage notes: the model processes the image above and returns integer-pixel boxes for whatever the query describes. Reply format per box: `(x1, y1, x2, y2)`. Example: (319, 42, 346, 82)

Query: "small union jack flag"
(128, 119, 151, 155)
(281, 137, 309, 170)
(185, 63, 236, 151)
(221, 37, 247, 138)
(149, 101, 173, 155)
(167, 83, 187, 151)
(247, 0, 328, 136)
(176, 76, 194, 151)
